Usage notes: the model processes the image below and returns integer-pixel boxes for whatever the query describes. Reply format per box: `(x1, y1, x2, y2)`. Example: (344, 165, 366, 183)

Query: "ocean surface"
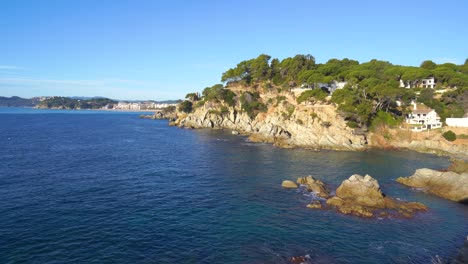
(0, 108, 467, 264)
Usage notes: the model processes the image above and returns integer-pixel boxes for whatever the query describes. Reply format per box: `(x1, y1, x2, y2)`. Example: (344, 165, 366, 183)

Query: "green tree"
(185, 92, 200, 101)
(178, 100, 193, 113)
(420, 60, 437, 70)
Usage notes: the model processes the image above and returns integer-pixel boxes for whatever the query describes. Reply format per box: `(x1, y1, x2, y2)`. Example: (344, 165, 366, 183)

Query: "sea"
(0, 108, 467, 264)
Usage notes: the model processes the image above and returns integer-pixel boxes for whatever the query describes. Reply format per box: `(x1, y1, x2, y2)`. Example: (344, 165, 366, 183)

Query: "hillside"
(0, 96, 40, 107)
(173, 54, 468, 155)
(37, 97, 117, 110)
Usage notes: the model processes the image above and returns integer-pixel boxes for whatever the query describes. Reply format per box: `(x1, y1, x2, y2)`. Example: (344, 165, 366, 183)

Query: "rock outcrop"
(281, 180, 298, 189)
(285, 174, 427, 218)
(174, 100, 367, 151)
(297, 176, 329, 198)
(397, 168, 468, 203)
(140, 110, 177, 120)
(325, 174, 427, 218)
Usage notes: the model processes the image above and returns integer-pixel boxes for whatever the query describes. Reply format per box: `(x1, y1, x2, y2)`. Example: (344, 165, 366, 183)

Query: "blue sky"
(1, 0, 467, 100)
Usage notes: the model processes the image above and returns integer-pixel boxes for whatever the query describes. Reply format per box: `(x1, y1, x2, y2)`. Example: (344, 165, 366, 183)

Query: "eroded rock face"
(175, 102, 367, 151)
(297, 176, 329, 198)
(397, 168, 468, 203)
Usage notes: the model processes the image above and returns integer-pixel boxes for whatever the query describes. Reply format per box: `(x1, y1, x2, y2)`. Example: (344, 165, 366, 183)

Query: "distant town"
(0, 96, 179, 111)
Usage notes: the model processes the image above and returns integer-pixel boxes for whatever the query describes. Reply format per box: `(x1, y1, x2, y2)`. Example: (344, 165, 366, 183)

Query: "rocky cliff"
(174, 96, 367, 151)
(368, 127, 468, 159)
(397, 168, 468, 203)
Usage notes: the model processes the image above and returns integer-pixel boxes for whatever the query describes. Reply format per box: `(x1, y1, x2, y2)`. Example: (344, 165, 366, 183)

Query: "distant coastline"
(0, 96, 179, 112)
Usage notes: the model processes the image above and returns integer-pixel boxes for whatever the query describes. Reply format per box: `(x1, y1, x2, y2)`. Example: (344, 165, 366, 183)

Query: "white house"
(292, 81, 347, 96)
(406, 102, 442, 132)
(420, 77, 436, 89)
(400, 77, 436, 89)
(446, 117, 468, 128)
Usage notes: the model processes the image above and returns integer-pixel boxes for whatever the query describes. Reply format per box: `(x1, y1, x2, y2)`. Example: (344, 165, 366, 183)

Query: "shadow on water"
(458, 198, 468, 205)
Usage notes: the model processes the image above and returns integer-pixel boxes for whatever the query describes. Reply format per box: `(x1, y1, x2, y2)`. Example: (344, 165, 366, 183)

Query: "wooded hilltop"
(181, 54, 468, 128)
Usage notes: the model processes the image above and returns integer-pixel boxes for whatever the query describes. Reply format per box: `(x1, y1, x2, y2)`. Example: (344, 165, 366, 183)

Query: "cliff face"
(174, 99, 367, 150)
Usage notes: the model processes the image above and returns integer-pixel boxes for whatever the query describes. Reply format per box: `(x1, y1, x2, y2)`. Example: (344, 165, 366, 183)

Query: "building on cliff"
(405, 102, 442, 132)
(291, 81, 347, 96)
(400, 77, 436, 89)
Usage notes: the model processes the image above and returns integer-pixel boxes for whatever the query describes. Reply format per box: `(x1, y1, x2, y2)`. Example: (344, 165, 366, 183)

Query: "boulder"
(297, 176, 329, 197)
(323, 174, 426, 218)
(282, 180, 298, 189)
(397, 168, 468, 202)
(335, 174, 385, 207)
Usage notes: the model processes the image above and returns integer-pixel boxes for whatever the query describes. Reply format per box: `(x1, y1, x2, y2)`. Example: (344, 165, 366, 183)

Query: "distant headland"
(0, 96, 179, 111)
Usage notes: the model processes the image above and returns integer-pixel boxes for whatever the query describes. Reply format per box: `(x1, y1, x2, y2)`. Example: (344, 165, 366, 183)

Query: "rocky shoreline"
(168, 100, 468, 159)
(397, 162, 468, 203)
(173, 103, 367, 151)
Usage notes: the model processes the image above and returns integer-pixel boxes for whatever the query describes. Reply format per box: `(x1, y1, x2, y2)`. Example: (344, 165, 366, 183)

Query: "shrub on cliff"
(442, 130, 457, 141)
(240, 92, 267, 119)
(296, 89, 328, 104)
(201, 84, 236, 107)
(178, 100, 193, 113)
(369, 111, 400, 131)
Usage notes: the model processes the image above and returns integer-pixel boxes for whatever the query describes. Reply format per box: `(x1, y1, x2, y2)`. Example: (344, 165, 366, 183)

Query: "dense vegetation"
(0, 96, 39, 107)
(38, 97, 117, 109)
(183, 54, 468, 128)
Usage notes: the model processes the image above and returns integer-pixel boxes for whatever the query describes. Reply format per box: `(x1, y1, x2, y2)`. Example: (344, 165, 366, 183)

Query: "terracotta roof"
(412, 109, 433, 114)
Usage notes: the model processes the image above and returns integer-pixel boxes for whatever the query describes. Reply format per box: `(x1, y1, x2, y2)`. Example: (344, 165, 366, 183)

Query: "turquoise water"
(0, 108, 467, 263)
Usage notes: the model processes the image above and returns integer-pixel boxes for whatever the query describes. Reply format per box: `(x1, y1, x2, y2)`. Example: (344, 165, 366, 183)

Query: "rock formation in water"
(397, 168, 468, 203)
(285, 174, 427, 218)
(282, 180, 299, 189)
(326, 174, 427, 218)
(297, 176, 329, 198)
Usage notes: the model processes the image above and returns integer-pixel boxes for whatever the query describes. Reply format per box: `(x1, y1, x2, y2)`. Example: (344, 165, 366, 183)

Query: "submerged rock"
(306, 200, 323, 209)
(452, 236, 468, 264)
(282, 180, 298, 189)
(289, 255, 312, 264)
(397, 168, 468, 203)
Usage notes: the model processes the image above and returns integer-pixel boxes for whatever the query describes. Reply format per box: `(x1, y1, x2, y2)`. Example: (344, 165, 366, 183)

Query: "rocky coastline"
(173, 102, 367, 151)
(169, 98, 468, 159)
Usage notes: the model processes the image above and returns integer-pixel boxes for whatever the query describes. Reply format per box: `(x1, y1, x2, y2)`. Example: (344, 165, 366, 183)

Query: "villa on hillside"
(400, 77, 436, 89)
(405, 102, 442, 132)
(291, 81, 347, 95)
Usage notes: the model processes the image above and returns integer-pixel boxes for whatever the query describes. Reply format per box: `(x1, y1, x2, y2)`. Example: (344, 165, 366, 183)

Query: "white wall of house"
(400, 77, 436, 89)
(419, 77, 435, 89)
(406, 103, 442, 131)
(446, 117, 468, 128)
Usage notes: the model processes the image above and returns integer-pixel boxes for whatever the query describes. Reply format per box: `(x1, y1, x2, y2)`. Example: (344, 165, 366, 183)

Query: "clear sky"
(1, 0, 467, 100)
